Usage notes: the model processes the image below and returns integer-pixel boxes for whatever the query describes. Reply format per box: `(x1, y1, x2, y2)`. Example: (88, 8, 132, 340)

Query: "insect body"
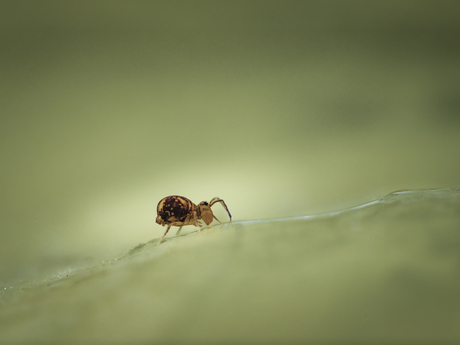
(155, 195, 232, 244)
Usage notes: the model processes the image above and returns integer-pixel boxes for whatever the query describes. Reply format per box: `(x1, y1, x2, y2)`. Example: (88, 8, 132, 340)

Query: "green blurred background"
(1, 0, 460, 284)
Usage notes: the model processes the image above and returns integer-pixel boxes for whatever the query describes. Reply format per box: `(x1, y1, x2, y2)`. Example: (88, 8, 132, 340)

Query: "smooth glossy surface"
(1, 188, 459, 344)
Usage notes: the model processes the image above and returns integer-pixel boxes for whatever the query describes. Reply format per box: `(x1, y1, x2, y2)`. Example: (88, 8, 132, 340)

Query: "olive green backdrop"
(2, 1, 460, 343)
(1, 0, 460, 307)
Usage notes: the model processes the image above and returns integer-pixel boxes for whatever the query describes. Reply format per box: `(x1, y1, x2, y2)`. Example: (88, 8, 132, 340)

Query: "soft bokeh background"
(1, 1, 460, 283)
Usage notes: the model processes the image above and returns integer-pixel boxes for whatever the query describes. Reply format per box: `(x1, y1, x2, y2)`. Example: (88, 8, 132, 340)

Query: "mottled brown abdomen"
(157, 195, 193, 224)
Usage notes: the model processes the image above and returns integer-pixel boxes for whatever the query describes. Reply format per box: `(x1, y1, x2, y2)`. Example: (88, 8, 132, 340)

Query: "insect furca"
(155, 195, 232, 244)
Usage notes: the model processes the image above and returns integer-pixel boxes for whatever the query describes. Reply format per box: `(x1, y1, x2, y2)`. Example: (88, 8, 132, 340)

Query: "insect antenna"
(209, 197, 232, 222)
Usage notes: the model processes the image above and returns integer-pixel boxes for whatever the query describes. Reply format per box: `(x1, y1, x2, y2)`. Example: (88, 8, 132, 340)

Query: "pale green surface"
(2, 1, 460, 281)
(1, 188, 459, 344)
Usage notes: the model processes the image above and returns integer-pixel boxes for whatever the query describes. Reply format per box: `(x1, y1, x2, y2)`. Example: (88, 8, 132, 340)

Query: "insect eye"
(203, 202, 208, 206)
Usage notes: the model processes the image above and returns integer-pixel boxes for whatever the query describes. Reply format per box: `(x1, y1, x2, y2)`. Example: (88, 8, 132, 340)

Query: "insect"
(155, 195, 232, 244)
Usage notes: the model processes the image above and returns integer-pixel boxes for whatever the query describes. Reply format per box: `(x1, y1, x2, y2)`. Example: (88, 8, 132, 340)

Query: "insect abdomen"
(157, 195, 193, 223)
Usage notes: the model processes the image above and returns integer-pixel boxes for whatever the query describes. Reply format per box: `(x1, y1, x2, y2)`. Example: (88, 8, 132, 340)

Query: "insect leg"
(193, 210, 201, 233)
(175, 225, 184, 236)
(212, 214, 222, 225)
(157, 224, 172, 245)
(212, 214, 225, 228)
